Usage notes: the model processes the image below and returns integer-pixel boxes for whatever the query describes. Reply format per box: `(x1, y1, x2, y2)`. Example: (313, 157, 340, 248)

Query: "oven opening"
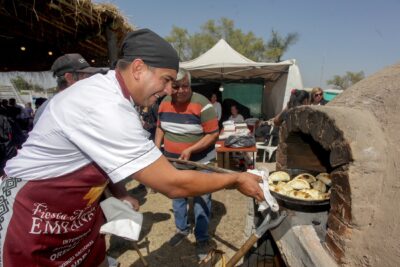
(285, 131, 333, 173)
(276, 120, 353, 265)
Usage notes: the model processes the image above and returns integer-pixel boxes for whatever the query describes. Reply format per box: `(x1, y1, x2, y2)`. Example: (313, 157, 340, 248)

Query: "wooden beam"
(105, 25, 118, 67)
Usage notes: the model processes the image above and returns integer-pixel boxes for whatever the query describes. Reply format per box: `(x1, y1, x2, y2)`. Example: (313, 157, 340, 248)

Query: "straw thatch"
(0, 0, 135, 71)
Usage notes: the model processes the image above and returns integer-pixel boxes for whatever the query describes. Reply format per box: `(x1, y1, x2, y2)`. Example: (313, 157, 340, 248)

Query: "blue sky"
(98, 0, 400, 88)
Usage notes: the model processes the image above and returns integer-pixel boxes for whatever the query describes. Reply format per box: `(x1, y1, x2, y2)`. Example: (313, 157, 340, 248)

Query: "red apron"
(2, 163, 108, 267)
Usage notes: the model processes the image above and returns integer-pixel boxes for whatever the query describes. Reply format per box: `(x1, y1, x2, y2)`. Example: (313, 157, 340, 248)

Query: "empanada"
(311, 180, 327, 193)
(268, 171, 290, 182)
(293, 173, 316, 183)
(269, 184, 276, 191)
(287, 190, 312, 200)
(287, 178, 310, 190)
(273, 183, 293, 194)
(300, 189, 324, 200)
(316, 173, 332, 186)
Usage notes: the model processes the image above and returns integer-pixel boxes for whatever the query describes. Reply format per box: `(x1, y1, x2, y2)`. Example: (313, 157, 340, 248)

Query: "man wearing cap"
(1, 29, 264, 267)
(33, 53, 107, 125)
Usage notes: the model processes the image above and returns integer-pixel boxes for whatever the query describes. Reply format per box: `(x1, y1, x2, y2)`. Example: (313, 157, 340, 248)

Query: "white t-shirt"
(212, 102, 222, 121)
(5, 71, 161, 183)
(229, 114, 244, 123)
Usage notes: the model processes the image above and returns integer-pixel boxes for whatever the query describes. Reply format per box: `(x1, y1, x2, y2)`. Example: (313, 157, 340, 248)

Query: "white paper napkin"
(99, 197, 143, 241)
(247, 168, 279, 212)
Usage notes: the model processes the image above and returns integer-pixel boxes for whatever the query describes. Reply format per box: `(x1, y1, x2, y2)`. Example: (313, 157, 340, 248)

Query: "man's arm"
(132, 155, 264, 201)
(154, 126, 164, 148)
(179, 131, 219, 160)
(273, 107, 288, 127)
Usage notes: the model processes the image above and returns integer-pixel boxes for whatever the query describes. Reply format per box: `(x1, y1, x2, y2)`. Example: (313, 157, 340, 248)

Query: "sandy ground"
(105, 162, 276, 267)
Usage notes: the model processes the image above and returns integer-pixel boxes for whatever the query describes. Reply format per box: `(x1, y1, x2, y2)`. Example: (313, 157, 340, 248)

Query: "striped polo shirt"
(158, 92, 219, 162)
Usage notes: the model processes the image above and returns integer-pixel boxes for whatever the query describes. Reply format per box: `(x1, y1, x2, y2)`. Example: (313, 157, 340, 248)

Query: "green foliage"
(10, 76, 46, 93)
(326, 71, 365, 90)
(165, 18, 299, 62)
(165, 26, 191, 60)
(265, 30, 299, 62)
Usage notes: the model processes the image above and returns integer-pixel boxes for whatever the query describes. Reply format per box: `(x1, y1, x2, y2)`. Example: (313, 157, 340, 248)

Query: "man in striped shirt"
(155, 68, 219, 261)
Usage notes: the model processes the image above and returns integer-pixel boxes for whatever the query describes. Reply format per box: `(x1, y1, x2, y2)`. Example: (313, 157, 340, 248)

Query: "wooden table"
(215, 139, 257, 169)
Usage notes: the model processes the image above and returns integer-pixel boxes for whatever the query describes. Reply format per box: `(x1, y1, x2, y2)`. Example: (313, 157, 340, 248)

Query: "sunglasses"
(314, 93, 322, 97)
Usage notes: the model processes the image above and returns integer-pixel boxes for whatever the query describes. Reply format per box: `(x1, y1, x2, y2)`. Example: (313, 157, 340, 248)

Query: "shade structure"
(180, 39, 303, 117)
(180, 39, 296, 82)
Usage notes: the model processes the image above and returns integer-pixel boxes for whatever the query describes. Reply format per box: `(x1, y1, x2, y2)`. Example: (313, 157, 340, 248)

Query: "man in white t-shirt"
(1, 29, 264, 267)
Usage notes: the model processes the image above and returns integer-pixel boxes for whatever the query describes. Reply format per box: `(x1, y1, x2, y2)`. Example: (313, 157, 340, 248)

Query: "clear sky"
(98, 0, 400, 88)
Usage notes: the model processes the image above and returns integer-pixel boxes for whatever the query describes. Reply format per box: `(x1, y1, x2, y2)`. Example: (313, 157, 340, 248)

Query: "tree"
(165, 18, 299, 62)
(165, 26, 191, 60)
(327, 71, 365, 90)
(10, 76, 45, 93)
(265, 30, 299, 62)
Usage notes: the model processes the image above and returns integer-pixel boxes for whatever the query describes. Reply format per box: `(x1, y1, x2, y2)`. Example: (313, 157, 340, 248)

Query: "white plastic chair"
(256, 125, 278, 162)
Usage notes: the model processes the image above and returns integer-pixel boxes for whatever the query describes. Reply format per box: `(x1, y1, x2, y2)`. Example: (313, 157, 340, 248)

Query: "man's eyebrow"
(165, 75, 175, 82)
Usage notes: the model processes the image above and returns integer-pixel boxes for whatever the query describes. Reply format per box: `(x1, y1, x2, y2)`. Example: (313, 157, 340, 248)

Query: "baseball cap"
(121, 29, 179, 72)
(51, 53, 106, 77)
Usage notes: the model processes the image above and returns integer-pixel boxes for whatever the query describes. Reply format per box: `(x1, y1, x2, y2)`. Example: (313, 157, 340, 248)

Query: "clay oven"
(275, 64, 400, 266)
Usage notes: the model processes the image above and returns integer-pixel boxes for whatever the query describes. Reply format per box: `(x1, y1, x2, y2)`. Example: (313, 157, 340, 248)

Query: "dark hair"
(35, 97, 47, 108)
(116, 59, 132, 70)
(55, 72, 81, 90)
(287, 89, 309, 109)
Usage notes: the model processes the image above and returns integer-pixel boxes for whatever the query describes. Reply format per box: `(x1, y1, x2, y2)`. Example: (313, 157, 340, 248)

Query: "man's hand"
(107, 182, 140, 211)
(234, 172, 265, 202)
(118, 195, 140, 211)
(179, 148, 192, 161)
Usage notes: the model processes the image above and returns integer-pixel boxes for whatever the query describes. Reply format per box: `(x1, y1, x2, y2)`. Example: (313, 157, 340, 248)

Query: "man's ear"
(130, 59, 146, 80)
(64, 73, 75, 85)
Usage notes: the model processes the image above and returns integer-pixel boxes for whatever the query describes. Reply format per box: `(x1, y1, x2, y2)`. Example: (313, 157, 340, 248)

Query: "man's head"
(1, 99, 8, 107)
(116, 29, 179, 107)
(9, 98, 16, 106)
(35, 97, 47, 110)
(51, 53, 106, 90)
(171, 68, 192, 104)
(210, 93, 218, 103)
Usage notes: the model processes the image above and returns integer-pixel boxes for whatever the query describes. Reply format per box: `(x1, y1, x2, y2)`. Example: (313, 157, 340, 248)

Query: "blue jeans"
(173, 193, 212, 242)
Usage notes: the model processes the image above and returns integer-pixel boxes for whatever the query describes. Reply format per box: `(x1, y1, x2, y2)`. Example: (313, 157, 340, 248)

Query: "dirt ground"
(105, 162, 276, 267)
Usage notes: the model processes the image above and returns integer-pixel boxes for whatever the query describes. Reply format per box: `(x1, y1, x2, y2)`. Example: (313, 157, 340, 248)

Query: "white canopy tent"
(180, 39, 303, 118)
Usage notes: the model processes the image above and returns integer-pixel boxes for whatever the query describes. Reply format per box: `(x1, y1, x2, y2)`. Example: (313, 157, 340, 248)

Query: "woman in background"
(229, 104, 244, 123)
(310, 87, 328, 105)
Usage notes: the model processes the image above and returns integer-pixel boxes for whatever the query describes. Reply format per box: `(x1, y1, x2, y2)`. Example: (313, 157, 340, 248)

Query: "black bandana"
(121, 29, 179, 72)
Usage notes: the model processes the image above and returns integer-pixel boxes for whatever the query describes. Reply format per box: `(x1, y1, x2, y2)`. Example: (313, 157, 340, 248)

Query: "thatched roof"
(0, 0, 135, 71)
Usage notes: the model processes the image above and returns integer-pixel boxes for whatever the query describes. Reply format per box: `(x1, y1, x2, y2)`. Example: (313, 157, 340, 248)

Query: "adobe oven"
(270, 64, 400, 266)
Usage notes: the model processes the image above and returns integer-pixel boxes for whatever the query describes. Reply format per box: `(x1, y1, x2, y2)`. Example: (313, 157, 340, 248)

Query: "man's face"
(211, 94, 217, 103)
(136, 66, 177, 107)
(171, 76, 192, 104)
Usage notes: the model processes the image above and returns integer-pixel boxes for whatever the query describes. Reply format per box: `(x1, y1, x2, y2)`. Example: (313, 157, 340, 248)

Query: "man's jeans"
(173, 193, 212, 242)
